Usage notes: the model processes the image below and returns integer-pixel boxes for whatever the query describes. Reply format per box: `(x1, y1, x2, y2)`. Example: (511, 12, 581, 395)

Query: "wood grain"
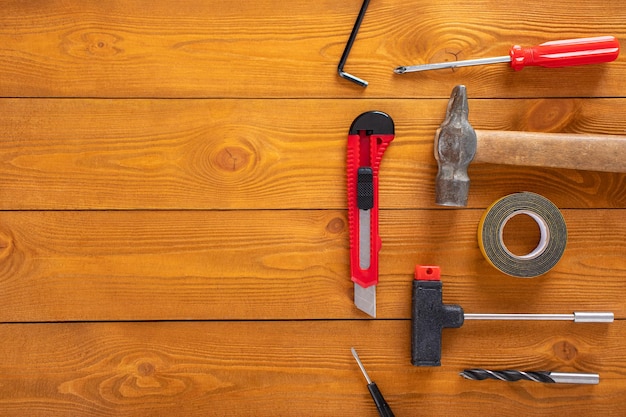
(0, 0, 624, 98)
(0, 320, 624, 417)
(0, 209, 623, 322)
(1, 98, 625, 210)
(1, 0, 625, 415)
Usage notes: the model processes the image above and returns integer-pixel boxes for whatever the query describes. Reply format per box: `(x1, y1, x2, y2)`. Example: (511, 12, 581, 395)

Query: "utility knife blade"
(347, 111, 395, 317)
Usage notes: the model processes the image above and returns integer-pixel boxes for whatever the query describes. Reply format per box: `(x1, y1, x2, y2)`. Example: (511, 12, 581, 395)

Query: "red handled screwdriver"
(394, 35, 620, 73)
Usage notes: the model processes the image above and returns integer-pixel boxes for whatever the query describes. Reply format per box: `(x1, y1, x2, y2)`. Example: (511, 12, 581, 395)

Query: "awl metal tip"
(393, 66, 407, 74)
(351, 348, 373, 384)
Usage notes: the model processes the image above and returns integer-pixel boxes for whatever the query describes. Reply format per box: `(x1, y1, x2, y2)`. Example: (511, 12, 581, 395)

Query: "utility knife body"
(347, 111, 395, 317)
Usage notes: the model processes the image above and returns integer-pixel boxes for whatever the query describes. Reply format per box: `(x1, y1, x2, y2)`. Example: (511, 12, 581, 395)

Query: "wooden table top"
(0, 1, 624, 415)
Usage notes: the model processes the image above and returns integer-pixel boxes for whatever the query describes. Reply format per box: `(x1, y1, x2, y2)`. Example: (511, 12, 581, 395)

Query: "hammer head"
(434, 85, 477, 206)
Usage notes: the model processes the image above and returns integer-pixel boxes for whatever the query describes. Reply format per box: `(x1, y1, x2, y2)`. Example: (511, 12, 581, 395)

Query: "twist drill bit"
(460, 369, 599, 385)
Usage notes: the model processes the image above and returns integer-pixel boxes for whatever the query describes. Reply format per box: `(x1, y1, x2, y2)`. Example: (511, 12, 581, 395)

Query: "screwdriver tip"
(393, 66, 406, 74)
(351, 348, 373, 384)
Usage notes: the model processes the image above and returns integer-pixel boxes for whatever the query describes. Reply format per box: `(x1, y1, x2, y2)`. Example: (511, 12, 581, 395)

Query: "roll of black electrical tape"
(478, 192, 567, 278)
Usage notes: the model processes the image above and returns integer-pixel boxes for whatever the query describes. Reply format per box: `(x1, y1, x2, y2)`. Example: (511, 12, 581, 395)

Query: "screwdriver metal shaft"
(460, 369, 600, 385)
(351, 348, 395, 417)
(395, 55, 510, 73)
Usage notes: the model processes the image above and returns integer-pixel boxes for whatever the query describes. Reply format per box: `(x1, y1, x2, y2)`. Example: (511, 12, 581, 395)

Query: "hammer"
(435, 85, 626, 206)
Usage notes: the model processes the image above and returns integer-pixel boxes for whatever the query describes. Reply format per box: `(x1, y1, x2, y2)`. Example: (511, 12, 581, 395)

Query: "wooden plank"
(0, 209, 623, 322)
(1, 1, 623, 416)
(0, 320, 624, 416)
(0, 0, 624, 98)
(1, 98, 625, 210)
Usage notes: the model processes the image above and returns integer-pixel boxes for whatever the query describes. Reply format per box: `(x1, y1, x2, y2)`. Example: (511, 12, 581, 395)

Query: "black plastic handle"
(411, 279, 464, 366)
(367, 382, 395, 417)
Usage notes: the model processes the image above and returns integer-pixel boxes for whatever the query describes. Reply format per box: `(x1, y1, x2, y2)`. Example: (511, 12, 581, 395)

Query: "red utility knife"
(347, 111, 395, 317)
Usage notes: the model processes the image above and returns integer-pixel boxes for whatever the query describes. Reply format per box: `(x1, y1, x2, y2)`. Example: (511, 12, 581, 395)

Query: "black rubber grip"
(367, 383, 395, 417)
(357, 167, 374, 210)
(411, 280, 464, 366)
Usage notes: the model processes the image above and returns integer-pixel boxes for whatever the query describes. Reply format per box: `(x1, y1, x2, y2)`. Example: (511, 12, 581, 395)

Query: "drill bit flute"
(460, 369, 600, 385)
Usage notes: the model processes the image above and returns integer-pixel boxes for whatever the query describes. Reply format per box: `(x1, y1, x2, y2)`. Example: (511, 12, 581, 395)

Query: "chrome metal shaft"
(395, 55, 511, 74)
(351, 347, 372, 384)
(464, 312, 613, 323)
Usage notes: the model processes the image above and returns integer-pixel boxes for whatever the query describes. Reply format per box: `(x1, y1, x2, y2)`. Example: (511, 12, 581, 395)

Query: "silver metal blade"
(354, 283, 376, 317)
(395, 55, 511, 74)
(358, 209, 371, 269)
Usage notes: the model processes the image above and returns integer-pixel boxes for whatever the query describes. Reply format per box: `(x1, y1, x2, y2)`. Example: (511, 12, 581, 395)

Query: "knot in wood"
(213, 144, 253, 173)
(553, 340, 578, 361)
(85, 32, 123, 57)
(62, 30, 124, 59)
(137, 362, 156, 377)
(326, 217, 345, 234)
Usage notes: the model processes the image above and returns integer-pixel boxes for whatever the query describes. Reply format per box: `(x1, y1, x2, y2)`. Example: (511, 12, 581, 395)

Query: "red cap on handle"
(415, 265, 441, 281)
(509, 36, 620, 71)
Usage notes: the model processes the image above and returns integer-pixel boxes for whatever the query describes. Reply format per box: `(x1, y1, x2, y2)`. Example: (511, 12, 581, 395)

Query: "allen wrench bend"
(337, 0, 370, 87)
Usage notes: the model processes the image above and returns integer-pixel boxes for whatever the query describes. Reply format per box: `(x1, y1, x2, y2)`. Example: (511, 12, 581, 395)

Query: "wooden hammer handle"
(474, 130, 626, 173)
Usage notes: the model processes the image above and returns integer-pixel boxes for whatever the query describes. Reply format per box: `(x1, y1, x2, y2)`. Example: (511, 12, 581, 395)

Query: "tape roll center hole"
(499, 210, 550, 260)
